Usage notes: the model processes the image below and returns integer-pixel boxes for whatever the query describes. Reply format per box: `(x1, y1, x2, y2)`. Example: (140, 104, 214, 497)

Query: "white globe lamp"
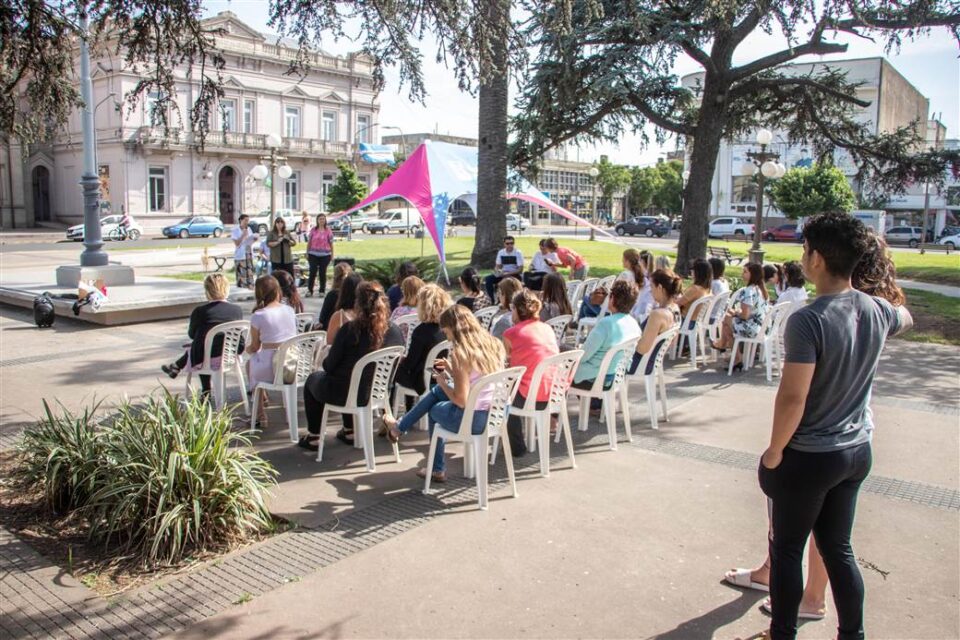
(277, 164, 293, 179)
(756, 129, 773, 146)
(249, 164, 268, 180)
(265, 133, 282, 148)
(760, 160, 778, 178)
(775, 162, 787, 178)
(741, 161, 757, 176)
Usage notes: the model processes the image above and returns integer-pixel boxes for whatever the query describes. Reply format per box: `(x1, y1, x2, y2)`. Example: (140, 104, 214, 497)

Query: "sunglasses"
(504, 241, 515, 246)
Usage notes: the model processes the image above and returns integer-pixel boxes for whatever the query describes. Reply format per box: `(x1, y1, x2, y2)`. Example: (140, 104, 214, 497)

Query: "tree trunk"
(471, 0, 510, 268)
(677, 80, 728, 275)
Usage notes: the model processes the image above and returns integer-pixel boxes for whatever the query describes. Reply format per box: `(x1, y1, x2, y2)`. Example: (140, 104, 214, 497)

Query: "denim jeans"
(398, 385, 489, 473)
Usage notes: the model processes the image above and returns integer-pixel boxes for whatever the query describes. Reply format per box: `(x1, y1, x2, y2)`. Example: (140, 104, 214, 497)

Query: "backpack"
(33, 293, 55, 328)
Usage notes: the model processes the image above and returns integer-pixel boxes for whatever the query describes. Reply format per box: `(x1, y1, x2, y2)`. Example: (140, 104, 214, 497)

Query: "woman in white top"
(383, 304, 505, 483)
(246, 275, 298, 424)
(231, 214, 258, 289)
(776, 261, 809, 306)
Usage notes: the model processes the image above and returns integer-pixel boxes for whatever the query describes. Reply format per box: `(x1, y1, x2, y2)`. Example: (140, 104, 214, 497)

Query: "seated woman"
(503, 290, 559, 456)
(775, 260, 808, 306)
(160, 273, 243, 398)
(763, 263, 786, 299)
(393, 284, 452, 408)
(387, 261, 419, 312)
(455, 267, 491, 311)
(711, 263, 769, 371)
(628, 269, 682, 374)
(325, 273, 362, 344)
(523, 239, 559, 291)
(579, 248, 645, 320)
(273, 269, 304, 313)
(390, 275, 425, 320)
(317, 261, 352, 330)
(572, 280, 642, 391)
(490, 276, 524, 339)
(677, 258, 712, 318)
(246, 275, 298, 425)
(655, 255, 672, 271)
(539, 272, 572, 322)
(383, 304, 505, 483)
(299, 281, 404, 449)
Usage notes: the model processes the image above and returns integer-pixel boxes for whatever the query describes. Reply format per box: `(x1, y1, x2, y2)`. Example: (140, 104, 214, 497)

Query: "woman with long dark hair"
(628, 269, 682, 374)
(676, 258, 712, 317)
(326, 273, 362, 343)
(455, 267, 491, 311)
(273, 269, 304, 313)
(540, 272, 573, 322)
(299, 281, 404, 450)
(266, 217, 298, 277)
(711, 262, 769, 370)
(317, 261, 353, 330)
(305, 213, 334, 296)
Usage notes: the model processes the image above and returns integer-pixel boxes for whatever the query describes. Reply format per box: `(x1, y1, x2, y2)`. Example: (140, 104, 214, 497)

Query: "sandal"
(335, 428, 354, 445)
(297, 435, 320, 451)
(723, 568, 769, 593)
(760, 596, 825, 620)
(415, 468, 446, 483)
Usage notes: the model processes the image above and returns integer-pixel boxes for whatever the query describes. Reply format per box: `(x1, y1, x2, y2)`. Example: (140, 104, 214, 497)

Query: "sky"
(202, 1, 959, 168)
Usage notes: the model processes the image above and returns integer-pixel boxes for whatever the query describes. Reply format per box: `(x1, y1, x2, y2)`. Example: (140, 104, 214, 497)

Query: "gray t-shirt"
(783, 289, 901, 453)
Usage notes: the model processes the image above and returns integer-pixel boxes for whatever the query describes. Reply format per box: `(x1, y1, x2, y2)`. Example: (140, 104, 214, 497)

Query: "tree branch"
(729, 76, 871, 108)
(833, 12, 960, 33)
(626, 94, 695, 136)
(731, 40, 848, 80)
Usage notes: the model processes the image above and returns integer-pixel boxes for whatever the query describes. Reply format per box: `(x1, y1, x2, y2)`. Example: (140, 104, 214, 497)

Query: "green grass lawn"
(900, 288, 960, 346)
(708, 240, 960, 286)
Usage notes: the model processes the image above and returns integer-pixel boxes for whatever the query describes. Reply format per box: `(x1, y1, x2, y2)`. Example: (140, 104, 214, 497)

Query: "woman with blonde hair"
(490, 275, 524, 338)
(383, 304, 505, 483)
(161, 273, 243, 399)
(392, 284, 453, 411)
(391, 275, 425, 320)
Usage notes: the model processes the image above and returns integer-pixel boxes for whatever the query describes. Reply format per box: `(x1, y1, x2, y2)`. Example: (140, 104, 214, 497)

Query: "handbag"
(273, 345, 300, 384)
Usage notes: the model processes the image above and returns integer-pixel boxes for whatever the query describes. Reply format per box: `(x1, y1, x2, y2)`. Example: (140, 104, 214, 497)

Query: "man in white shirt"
(231, 214, 259, 288)
(484, 235, 524, 302)
(524, 238, 559, 290)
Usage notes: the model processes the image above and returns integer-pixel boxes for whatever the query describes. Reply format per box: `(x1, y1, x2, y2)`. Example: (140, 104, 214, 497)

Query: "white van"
(366, 208, 421, 234)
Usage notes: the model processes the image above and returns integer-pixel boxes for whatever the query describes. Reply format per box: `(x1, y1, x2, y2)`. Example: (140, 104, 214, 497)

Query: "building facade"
(680, 57, 953, 227)
(2, 11, 382, 230)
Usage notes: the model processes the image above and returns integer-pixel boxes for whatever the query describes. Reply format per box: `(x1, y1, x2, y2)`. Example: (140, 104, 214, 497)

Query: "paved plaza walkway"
(1, 299, 958, 639)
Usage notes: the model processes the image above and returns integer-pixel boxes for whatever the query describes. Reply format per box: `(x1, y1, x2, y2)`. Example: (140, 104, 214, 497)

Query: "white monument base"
(55, 264, 136, 287)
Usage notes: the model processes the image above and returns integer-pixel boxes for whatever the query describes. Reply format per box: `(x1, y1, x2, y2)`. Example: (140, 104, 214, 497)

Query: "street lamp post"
(588, 166, 599, 241)
(743, 129, 786, 265)
(78, 9, 107, 267)
(250, 133, 292, 230)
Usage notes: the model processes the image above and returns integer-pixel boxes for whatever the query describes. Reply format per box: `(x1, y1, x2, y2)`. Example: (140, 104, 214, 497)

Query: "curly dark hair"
(353, 281, 390, 349)
(608, 279, 639, 313)
(852, 232, 905, 305)
(395, 261, 420, 286)
(783, 261, 806, 289)
(803, 212, 870, 278)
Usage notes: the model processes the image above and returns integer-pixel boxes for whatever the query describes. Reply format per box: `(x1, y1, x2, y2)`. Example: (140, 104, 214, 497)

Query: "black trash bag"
(33, 292, 55, 328)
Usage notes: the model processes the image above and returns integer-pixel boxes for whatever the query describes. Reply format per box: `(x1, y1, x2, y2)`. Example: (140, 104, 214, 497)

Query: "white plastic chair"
(492, 350, 584, 477)
(473, 305, 502, 331)
(567, 337, 639, 450)
(295, 313, 314, 333)
(184, 320, 250, 415)
(249, 331, 325, 442)
(703, 291, 732, 362)
(672, 295, 713, 368)
(565, 279, 584, 315)
(625, 327, 678, 430)
(729, 301, 792, 381)
(391, 339, 451, 431)
(393, 313, 421, 355)
(545, 314, 573, 348)
(316, 346, 404, 471)
(574, 275, 616, 347)
(423, 367, 525, 510)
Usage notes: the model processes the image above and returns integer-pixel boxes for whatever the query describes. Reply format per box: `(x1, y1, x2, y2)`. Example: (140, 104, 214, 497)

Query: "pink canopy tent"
(330, 140, 614, 265)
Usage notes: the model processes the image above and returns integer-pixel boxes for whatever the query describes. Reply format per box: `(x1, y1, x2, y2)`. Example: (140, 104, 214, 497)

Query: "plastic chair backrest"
(681, 294, 713, 331)
(630, 327, 679, 378)
(766, 301, 794, 337)
(393, 313, 421, 352)
(202, 320, 249, 368)
(455, 366, 525, 438)
(545, 314, 572, 345)
(421, 340, 452, 389)
(345, 346, 404, 407)
(579, 278, 601, 299)
(272, 331, 326, 385)
(474, 305, 501, 331)
(704, 291, 732, 328)
(589, 337, 640, 394)
(521, 350, 584, 413)
(295, 313, 314, 333)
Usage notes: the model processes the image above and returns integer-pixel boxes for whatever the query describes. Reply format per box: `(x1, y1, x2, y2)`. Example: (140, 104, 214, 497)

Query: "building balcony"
(127, 126, 353, 160)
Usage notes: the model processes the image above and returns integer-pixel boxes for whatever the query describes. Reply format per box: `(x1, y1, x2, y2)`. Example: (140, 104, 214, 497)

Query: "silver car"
(884, 226, 924, 248)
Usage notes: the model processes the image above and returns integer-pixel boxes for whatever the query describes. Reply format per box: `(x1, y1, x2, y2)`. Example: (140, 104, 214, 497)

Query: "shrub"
(16, 400, 105, 513)
(357, 256, 439, 289)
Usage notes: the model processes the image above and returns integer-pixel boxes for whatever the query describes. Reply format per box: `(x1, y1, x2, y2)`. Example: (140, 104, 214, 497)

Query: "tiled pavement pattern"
(2, 421, 958, 640)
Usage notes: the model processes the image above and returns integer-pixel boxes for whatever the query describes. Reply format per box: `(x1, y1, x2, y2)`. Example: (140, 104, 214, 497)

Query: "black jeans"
(303, 371, 352, 435)
(307, 253, 332, 294)
(506, 393, 548, 457)
(174, 352, 211, 396)
(759, 442, 872, 640)
(271, 262, 295, 278)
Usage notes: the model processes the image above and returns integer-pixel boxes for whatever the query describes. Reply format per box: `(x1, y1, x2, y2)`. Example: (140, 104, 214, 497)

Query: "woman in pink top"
(503, 289, 560, 457)
(545, 237, 588, 280)
(305, 214, 335, 297)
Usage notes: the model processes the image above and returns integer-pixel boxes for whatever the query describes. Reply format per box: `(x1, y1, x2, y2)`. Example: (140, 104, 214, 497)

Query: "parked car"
(162, 216, 225, 239)
(614, 216, 669, 237)
(708, 217, 754, 238)
(328, 217, 352, 237)
(884, 226, 925, 248)
(762, 223, 801, 242)
(506, 213, 530, 232)
(365, 208, 421, 234)
(247, 209, 301, 235)
(937, 233, 959, 250)
(937, 225, 960, 240)
(66, 215, 143, 241)
(450, 210, 477, 226)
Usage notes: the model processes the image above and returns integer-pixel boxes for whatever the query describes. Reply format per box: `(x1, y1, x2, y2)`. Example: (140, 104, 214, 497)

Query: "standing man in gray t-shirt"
(759, 213, 912, 640)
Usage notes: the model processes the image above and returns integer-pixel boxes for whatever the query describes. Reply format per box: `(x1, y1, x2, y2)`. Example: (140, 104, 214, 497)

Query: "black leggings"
(307, 254, 332, 294)
(759, 442, 872, 640)
(174, 352, 212, 396)
(506, 393, 548, 456)
(271, 262, 295, 278)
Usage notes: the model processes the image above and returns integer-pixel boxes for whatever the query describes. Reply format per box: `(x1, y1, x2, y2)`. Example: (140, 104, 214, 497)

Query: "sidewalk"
(899, 278, 959, 298)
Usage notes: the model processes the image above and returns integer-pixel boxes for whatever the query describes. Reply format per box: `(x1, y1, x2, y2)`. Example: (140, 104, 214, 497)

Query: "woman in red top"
(545, 237, 588, 280)
(305, 214, 335, 297)
(503, 289, 560, 457)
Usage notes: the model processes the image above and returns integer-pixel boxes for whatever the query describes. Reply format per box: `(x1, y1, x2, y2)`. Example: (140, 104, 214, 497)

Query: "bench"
(722, 234, 752, 243)
(708, 246, 744, 265)
(212, 256, 229, 272)
(919, 243, 954, 255)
